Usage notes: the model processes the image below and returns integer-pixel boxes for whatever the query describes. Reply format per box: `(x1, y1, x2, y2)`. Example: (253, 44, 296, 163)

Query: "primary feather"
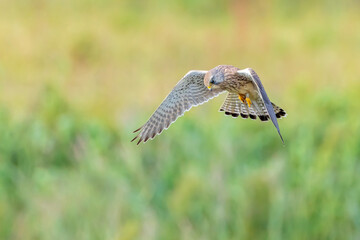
(131, 70, 224, 144)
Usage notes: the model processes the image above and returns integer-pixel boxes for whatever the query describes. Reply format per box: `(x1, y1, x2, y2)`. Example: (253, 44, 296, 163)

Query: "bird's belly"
(227, 81, 254, 95)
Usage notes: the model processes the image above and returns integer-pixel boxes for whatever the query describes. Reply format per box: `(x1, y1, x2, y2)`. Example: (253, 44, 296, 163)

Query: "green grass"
(1, 0, 360, 239)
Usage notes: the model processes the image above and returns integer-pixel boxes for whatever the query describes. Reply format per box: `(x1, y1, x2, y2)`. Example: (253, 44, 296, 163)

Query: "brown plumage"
(132, 65, 287, 144)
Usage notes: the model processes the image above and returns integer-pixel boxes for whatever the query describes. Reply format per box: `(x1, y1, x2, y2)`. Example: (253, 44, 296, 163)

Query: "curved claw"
(238, 94, 246, 103)
(245, 97, 252, 107)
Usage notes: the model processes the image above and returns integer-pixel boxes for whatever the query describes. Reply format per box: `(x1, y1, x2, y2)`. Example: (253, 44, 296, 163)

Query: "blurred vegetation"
(1, 0, 360, 239)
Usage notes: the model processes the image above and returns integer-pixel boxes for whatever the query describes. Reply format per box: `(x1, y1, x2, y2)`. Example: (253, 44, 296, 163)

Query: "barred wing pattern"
(245, 69, 284, 144)
(132, 71, 224, 144)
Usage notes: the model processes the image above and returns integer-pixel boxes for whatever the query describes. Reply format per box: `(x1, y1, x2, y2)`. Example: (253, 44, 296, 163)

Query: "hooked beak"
(208, 76, 215, 90)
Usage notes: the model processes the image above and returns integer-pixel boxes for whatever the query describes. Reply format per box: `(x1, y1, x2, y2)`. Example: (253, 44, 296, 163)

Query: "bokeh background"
(1, 0, 360, 239)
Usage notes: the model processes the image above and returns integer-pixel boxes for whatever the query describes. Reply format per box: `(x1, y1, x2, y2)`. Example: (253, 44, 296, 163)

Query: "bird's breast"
(223, 75, 252, 94)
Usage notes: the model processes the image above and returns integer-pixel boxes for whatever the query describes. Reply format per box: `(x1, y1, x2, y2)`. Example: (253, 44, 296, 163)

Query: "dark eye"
(210, 76, 215, 84)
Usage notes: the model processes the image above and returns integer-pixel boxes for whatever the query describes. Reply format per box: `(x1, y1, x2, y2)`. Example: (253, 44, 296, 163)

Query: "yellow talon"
(239, 94, 251, 107)
(238, 95, 246, 103)
(245, 97, 252, 107)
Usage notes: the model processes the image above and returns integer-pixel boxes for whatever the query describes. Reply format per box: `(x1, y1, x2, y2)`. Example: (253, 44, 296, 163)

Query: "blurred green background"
(1, 0, 360, 239)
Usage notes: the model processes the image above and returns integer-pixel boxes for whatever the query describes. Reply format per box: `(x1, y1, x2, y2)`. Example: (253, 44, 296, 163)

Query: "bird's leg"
(238, 94, 246, 103)
(239, 94, 252, 107)
(245, 93, 252, 107)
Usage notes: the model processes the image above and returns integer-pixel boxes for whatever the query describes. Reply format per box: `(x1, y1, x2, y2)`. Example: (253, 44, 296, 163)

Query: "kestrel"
(132, 65, 286, 145)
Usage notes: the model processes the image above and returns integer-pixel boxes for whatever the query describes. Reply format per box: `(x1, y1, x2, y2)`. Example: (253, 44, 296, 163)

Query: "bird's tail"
(219, 93, 241, 117)
(220, 93, 287, 120)
(270, 102, 287, 119)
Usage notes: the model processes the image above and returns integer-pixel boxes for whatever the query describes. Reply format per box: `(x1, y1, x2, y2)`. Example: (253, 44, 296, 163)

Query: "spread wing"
(242, 68, 285, 144)
(132, 70, 224, 145)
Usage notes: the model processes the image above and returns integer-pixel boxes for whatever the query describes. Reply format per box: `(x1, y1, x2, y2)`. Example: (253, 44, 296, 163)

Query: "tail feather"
(241, 102, 257, 120)
(220, 93, 286, 122)
(250, 94, 287, 121)
(272, 103, 287, 119)
(219, 93, 241, 117)
(251, 94, 270, 121)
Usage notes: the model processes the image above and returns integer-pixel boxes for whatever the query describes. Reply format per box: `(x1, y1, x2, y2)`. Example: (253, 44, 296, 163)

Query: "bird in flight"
(131, 65, 286, 145)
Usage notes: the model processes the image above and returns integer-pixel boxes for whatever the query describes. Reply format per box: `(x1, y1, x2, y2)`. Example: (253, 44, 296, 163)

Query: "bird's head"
(204, 69, 224, 90)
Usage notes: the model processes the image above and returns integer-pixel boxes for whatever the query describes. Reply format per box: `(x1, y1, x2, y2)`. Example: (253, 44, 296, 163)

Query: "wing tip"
(131, 136, 138, 142)
(277, 129, 285, 145)
(133, 126, 143, 133)
(132, 126, 145, 145)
